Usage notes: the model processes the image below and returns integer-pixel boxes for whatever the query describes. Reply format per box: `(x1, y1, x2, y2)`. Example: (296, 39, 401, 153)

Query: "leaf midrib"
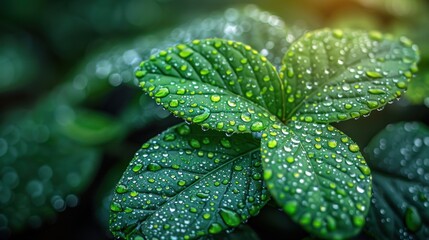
(141, 145, 260, 229)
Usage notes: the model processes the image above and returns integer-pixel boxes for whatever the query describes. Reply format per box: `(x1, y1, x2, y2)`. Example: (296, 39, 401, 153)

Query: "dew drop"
(220, 138, 232, 148)
(177, 180, 186, 186)
(115, 184, 128, 194)
(193, 109, 210, 123)
(267, 140, 277, 149)
(227, 100, 236, 107)
(200, 69, 210, 76)
(132, 163, 143, 173)
(328, 140, 338, 148)
(396, 81, 407, 89)
(110, 202, 123, 212)
(333, 29, 343, 38)
(147, 163, 162, 171)
(163, 133, 176, 141)
(176, 88, 186, 95)
(264, 169, 273, 180)
(177, 124, 191, 135)
(219, 208, 241, 227)
(405, 206, 422, 232)
(196, 192, 209, 199)
(283, 201, 298, 215)
(208, 223, 223, 234)
(366, 101, 378, 109)
(358, 165, 371, 176)
(250, 121, 265, 132)
(368, 89, 386, 95)
(169, 99, 179, 107)
(154, 87, 170, 98)
(353, 215, 365, 227)
(240, 113, 251, 122)
(369, 31, 383, 41)
(349, 143, 360, 152)
(189, 139, 201, 149)
(327, 216, 337, 231)
(135, 70, 146, 78)
(210, 95, 221, 103)
(366, 71, 383, 78)
(179, 49, 193, 58)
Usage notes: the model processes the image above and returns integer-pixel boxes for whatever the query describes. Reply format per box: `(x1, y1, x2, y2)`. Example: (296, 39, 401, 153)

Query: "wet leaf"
(0, 112, 100, 232)
(365, 122, 429, 239)
(280, 28, 419, 123)
(260, 121, 371, 239)
(57, 108, 125, 146)
(109, 123, 268, 239)
(71, 5, 298, 100)
(136, 39, 283, 133)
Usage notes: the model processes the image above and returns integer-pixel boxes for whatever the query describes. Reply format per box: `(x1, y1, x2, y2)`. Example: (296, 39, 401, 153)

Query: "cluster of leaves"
(109, 27, 420, 239)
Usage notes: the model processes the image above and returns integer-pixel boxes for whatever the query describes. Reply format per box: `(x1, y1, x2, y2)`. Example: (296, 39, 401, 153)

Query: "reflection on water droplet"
(110, 202, 122, 212)
(154, 87, 169, 98)
(366, 71, 382, 78)
(132, 163, 143, 173)
(219, 208, 241, 227)
(250, 121, 264, 132)
(115, 184, 128, 194)
(405, 206, 422, 232)
(349, 144, 360, 152)
(210, 95, 221, 103)
(147, 163, 162, 171)
(193, 108, 210, 123)
(353, 215, 365, 227)
(208, 223, 223, 234)
(283, 201, 298, 215)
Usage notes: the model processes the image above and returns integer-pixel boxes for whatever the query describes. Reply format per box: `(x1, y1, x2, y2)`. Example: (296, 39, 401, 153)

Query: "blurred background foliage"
(0, 0, 428, 239)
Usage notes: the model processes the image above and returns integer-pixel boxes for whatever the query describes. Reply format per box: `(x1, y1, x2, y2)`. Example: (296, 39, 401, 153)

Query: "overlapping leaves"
(110, 124, 267, 239)
(365, 122, 429, 239)
(111, 28, 419, 239)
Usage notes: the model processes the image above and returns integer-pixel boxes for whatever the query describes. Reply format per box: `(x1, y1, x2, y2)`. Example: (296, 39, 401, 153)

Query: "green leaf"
(109, 123, 268, 239)
(364, 122, 429, 239)
(56, 108, 125, 146)
(137, 39, 283, 133)
(260, 121, 371, 239)
(280, 28, 419, 123)
(0, 112, 100, 232)
(405, 59, 429, 105)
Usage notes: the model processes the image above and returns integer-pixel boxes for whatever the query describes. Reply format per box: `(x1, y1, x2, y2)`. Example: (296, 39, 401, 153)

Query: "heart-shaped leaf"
(280, 28, 419, 123)
(136, 39, 283, 133)
(364, 122, 429, 239)
(109, 123, 268, 239)
(260, 121, 371, 239)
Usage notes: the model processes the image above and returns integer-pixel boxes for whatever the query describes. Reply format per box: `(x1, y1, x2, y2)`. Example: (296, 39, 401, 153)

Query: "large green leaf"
(260, 121, 371, 239)
(109, 123, 268, 239)
(136, 39, 283, 133)
(364, 122, 429, 239)
(280, 28, 419, 123)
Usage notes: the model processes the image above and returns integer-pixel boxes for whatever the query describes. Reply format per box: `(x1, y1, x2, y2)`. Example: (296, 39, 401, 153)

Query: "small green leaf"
(109, 123, 268, 239)
(260, 121, 371, 239)
(280, 28, 419, 123)
(364, 122, 429, 239)
(57, 108, 124, 146)
(137, 39, 283, 133)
